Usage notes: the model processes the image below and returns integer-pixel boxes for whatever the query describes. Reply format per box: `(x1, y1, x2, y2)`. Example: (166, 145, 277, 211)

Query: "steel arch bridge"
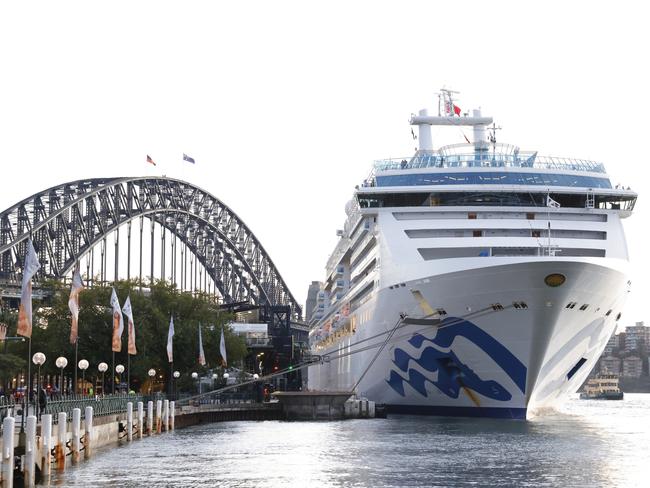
(0, 177, 301, 317)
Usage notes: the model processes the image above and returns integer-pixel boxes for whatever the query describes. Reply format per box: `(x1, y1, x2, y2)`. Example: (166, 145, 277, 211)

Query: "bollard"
(155, 400, 162, 434)
(71, 408, 81, 463)
(170, 401, 175, 430)
(41, 414, 53, 480)
(147, 401, 153, 435)
(137, 402, 144, 439)
(127, 402, 133, 442)
(163, 400, 169, 432)
(25, 416, 36, 487)
(56, 412, 67, 471)
(2, 417, 15, 488)
(84, 407, 93, 460)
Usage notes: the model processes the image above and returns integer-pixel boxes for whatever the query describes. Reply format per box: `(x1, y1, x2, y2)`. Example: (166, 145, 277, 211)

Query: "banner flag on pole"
(220, 327, 227, 367)
(146, 155, 156, 166)
(123, 295, 137, 355)
(546, 195, 561, 208)
(110, 288, 124, 352)
(198, 323, 206, 366)
(183, 153, 196, 164)
(68, 261, 83, 344)
(167, 316, 175, 363)
(17, 239, 41, 338)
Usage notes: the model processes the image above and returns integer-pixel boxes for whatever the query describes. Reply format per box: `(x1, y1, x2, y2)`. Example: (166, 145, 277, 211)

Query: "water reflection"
(46, 395, 650, 488)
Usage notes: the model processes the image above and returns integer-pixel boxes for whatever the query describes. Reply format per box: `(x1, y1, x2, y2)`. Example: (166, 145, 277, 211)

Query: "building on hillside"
(603, 332, 621, 355)
(305, 281, 322, 323)
(622, 356, 643, 377)
(624, 323, 649, 353)
(600, 356, 621, 375)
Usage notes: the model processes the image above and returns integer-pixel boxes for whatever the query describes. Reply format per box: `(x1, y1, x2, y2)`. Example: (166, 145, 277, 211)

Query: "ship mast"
(411, 88, 493, 153)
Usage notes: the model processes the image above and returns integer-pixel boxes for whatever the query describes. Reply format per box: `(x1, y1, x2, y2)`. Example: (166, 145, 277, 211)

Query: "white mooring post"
(41, 414, 53, 480)
(71, 408, 81, 463)
(147, 401, 153, 435)
(84, 406, 93, 459)
(56, 412, 67, 471)
(170, 401, 175, 430)
(24, 415, 36, 487)
(2, 416, 16, 488)
(155, 400, 162, 434)
(163, 400, 169, 432)
(137, 402, 144, 439)
(127, 402, 133, 442)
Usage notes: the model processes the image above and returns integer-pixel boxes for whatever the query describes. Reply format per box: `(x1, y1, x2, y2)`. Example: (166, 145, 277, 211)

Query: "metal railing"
(43, 393, 145, 422)
(373, 152, 606, 174)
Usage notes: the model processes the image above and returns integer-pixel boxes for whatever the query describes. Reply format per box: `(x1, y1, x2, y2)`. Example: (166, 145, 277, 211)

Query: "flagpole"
(127, 354, 131, 393)
(112, 351, 115, 394)
(74, 339, 78, 394)
(24, 337, 32, 431)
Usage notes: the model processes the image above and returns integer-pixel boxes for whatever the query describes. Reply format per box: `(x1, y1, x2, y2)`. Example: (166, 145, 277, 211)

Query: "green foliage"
(12, 279, 246, 393)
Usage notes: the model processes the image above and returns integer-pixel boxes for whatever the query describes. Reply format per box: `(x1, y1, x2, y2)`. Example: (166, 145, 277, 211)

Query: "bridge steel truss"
(0, 177, 301, 317)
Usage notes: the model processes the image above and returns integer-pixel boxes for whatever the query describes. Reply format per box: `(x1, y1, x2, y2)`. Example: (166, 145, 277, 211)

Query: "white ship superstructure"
(307, 90, 637, 419)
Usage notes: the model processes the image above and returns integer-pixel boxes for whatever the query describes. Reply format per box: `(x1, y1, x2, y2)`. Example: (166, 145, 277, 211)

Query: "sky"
(1, 1, 648, 328)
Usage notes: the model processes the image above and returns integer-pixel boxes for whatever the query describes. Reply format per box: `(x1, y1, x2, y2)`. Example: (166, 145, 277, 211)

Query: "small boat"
(580, 373, 624, 400)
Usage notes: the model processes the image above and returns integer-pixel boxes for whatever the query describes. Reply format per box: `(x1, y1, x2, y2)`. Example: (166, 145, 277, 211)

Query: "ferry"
(306, 89, 637, 419)
(580, 373, 624, 400)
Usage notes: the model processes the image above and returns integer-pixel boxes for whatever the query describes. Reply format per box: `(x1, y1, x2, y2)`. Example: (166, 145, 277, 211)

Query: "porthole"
(545, 273, 566, 287)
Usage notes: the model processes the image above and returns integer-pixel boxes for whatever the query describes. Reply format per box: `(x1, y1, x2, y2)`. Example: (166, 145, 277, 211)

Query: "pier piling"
(147, 401, 153, 435)
(71, 409, 81, 463)
(2, 417, 15, 488)
(163, 400, 169, 432)
(84, 407, 93, 459)
(137, 402, 144, 439)
(155, 400, 162, 434)
(170, 401, 175, 430)
(56, 412, 66, 471)
(40, 414, 52, 480)
(127, 403, 133, 442)
(25, 416, 36, 487)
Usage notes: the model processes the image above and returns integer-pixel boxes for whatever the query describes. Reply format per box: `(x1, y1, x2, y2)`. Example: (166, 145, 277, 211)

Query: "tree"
(24, 279, 246, 394)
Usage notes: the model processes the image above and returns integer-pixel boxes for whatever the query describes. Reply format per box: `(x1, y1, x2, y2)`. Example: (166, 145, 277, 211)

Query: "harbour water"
(48, 394, 649, 487)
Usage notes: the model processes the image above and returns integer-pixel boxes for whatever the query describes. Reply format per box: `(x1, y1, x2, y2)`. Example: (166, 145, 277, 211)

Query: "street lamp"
(55, 356, 68, 397)
(191, 372, 198, 395)
(116, 364, 125, 393)
(173, 371, 180, 399)
(148, 368, 156, 395)
(253, 374, 259, 380)
(32, 352, 46, 418)
(78, 359, 89, 396)
(223, 372, 229, 388)
(98, 362, 108, 396)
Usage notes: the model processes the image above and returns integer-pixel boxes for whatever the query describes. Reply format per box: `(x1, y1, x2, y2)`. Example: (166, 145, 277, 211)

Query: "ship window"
(532, 230, 541, 238)
(565, 302, 577, 309)
(605, 309, 612, 316)
(468, 212, 477, 219)
(579, 304, 589, 311)
(473, 230, 482, 237)
(526, 213, 535, 220)
(616, 312, 622, 321)
(437, 308, 447, 316)
(567, 357, 588, 380)
(491, 303, 504, 311)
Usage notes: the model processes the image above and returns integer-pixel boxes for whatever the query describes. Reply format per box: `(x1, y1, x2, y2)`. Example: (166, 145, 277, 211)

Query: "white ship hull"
(308, 258, 629, 419)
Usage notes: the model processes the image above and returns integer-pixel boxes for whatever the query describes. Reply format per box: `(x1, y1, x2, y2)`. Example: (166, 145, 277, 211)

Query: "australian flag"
(183, 153, 196, 164)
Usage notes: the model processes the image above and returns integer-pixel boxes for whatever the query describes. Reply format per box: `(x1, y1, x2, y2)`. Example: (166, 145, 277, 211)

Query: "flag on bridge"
(68, 261, 83, 344)
(198, 323, 206, 366)
(183, 153, 195, 164)
(17, 239, 41, 338)
(110, 288, 124, 352)
(220, 326, 227, 367)
(123, 295, 137, 355)
(167, 316, 175, 363)
(146, 155, 156, 166)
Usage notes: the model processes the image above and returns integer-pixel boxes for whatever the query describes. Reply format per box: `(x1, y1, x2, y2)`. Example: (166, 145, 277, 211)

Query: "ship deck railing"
(372, 152, 606, 174)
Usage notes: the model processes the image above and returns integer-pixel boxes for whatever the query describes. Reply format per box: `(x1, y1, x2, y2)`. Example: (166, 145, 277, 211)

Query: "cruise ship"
(306, 90, 637, 419)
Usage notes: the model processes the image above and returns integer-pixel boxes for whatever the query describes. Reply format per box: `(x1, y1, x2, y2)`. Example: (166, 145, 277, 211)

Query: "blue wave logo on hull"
(387, 317, 527, 402)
